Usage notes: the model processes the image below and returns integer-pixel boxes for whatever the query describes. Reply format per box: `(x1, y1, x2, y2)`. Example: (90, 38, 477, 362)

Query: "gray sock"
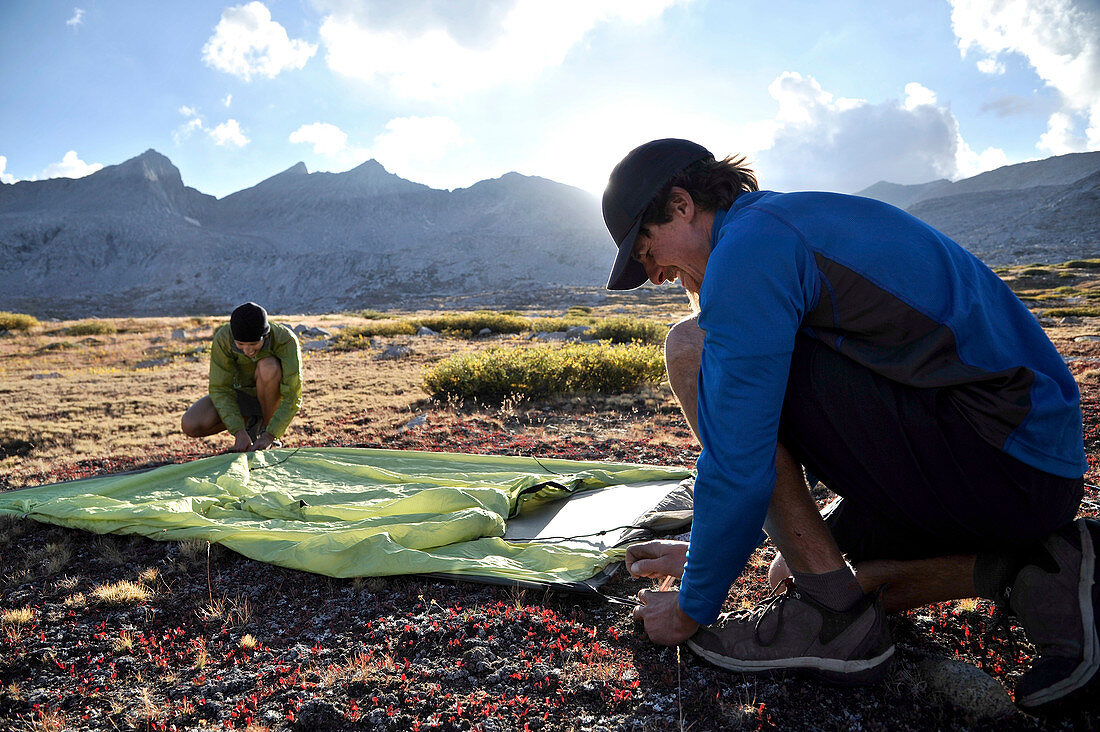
(791, 567, 864, 612)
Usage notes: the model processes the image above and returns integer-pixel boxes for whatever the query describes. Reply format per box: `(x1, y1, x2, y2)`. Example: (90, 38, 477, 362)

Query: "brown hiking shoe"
(1010, 517, 1099, 712)
(686, 578, 894, 686)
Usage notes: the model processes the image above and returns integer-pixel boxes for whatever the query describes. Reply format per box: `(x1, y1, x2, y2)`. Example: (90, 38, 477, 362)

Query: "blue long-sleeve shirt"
(679, 190, 1087, 625)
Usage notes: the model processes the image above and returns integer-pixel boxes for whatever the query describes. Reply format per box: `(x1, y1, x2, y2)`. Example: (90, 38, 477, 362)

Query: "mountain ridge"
(1, 149, 1097, 318)
(0, 150, 612, 317)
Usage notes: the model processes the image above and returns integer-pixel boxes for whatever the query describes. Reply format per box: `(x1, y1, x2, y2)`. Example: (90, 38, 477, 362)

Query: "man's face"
(234, 339, 264, 358)
(631, 191, 712, 294)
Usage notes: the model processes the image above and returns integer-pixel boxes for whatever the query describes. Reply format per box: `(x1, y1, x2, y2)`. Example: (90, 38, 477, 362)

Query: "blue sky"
(1, 0, 1097, 198)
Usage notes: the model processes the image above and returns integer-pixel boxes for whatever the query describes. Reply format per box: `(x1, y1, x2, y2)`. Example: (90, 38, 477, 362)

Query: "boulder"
(376, 344, 412, 360)
(915, 655, 1016, 721)
(171, 328, 186, 340)
(532, 331, 568, 342)
(417, 326, 439, 337)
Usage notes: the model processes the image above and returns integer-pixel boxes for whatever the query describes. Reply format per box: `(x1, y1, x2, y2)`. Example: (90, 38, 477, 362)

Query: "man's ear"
(668, 186, 696, 220)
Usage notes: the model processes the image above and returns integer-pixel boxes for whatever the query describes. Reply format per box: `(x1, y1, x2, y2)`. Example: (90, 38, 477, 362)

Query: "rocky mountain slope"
(0, 151, 612, 317)
(2, 149, 1098, 318)
(857, 151, 1100, 266)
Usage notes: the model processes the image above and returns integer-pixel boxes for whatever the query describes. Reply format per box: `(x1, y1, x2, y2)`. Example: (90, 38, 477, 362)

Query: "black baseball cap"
(230, 302, 270, 342)
(601, 138, 712, 290)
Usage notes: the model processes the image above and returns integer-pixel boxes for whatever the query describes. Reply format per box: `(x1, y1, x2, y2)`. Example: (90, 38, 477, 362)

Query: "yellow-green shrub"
(65, 320, 117, 336)
(1043, 306, 1100, 318)
(413, 312, 529, 336)
(589, 316, 666, 344)
(527, 315, 592, 333)
(333, 321, 417, 348)
(423, 342, 665, 401)
(0, 311, 39, 331)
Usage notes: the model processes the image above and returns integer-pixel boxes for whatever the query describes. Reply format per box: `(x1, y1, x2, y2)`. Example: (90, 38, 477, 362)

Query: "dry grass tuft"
(90, 579, 152, 607)
(128, 687, 162, 729)
(2, 606, 34, 626)
(240, 633, 258, 650)
(25, 705, 66, 732)
(114, 631, 134, 653)
(42, 541, 71, 574)
(62, 593, 87, 609)
(197, 593, 252, 628)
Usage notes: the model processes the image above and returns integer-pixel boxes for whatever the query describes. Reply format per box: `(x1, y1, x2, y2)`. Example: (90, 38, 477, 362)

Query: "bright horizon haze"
(1, 0, 1098, 199)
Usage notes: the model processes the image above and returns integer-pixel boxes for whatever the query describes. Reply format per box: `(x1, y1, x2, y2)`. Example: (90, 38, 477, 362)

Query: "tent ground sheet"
(0, 447, 693, 588)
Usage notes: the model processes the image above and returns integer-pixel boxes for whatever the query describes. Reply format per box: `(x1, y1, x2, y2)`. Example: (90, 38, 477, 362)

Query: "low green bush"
(423, 342, 665, 401)
(65, 320, 117, 336)
(356, 309, 388, 320)
(333, 321, 417, 348)
(589, 316, 666, 344)
(566, 305, 594, 315)
(527, 315, 592, 333)
(1044, 306, 1100, 318)
(413, 312, 529, 337)
(0, 311, 39, 331)
(1061, 259, 1100, 269)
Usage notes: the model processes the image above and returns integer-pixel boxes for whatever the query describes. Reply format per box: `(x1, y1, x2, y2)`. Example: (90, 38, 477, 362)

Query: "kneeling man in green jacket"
(181, 302, 302, 452)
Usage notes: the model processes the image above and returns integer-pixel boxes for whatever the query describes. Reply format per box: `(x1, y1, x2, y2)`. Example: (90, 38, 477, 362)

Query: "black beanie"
(230, 302, 269, 342)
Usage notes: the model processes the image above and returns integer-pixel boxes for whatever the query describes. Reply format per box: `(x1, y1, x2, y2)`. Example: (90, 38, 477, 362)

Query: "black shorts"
(778, 335, 1083, 563)
(235, 389, 263, 419)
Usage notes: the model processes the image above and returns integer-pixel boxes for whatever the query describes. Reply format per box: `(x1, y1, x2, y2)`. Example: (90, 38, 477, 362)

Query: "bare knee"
(180, 413, 198, 437)
(664, 315, 703, 395)
(181, 396, 220, 438)
(254, 356, 282, 385)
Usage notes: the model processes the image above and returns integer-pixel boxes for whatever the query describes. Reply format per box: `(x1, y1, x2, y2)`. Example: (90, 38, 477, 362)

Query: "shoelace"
(722, 577, 796, 647)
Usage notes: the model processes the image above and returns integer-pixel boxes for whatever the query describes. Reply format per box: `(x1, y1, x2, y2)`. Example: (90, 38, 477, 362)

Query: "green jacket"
(209, 322, 302, 439)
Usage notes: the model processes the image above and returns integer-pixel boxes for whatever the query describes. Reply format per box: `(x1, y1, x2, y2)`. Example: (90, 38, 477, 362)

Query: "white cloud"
(955, 136, 1009, 178)
(0, 156, 16, 184)
(41, 151, 102, 179)
(223, 93, 233, 108)
(289, 122, 349, 156)
(66, 8, 84, 28)
(174, 107, 205, 144)
(903, 82, 937, 111)
(949, 0, 1100, 150)
(317, 0, 685, 99)
(202, 1, 317, 81)
(750, 73, 1005, 192)
(368, 116, 466, 179)
(1038, 111, 1088, 155)
(287, 116, 474, 187)
(976, 57, 1005, 75)
(210, 119, 250, 147)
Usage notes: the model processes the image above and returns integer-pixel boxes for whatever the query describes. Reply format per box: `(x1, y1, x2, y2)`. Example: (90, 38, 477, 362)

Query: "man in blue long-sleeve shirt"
(603, 138, 1096, 711)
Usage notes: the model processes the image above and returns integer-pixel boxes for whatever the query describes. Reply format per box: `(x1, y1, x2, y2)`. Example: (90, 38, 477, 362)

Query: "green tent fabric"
(0, 447, 691, 586)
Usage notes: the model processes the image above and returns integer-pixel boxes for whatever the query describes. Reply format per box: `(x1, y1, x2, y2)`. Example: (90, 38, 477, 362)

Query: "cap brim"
(605, 217, 649, 291)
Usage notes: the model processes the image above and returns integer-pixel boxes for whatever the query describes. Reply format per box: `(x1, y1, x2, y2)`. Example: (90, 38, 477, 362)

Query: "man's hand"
(231, 429, 253, 453)
(250, 432, 276, 451)
(625, 539, 689, 579)
(632, 590, 699, 645)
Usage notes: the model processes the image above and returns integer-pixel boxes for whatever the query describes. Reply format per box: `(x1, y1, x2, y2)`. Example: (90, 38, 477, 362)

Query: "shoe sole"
(685, 639, 895, 686)
(1018, 517, 1099, 710)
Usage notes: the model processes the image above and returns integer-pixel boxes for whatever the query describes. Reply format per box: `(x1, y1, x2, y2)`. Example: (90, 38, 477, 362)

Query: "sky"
(1, 0, 1098, 199)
